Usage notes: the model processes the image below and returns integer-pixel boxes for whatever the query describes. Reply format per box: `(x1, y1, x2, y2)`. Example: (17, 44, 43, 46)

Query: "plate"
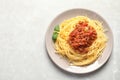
(45, 8, 113, 74)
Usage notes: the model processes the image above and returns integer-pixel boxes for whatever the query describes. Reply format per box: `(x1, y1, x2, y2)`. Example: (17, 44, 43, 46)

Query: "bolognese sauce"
(68, 21, 97, 53)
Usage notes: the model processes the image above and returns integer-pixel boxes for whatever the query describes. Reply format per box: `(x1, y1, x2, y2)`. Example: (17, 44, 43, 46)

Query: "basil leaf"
(52, 32, 58, 42)
(54, 25, 59, 31)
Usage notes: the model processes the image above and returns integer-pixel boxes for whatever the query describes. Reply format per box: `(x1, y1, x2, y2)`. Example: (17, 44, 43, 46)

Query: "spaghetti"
(54, 16, 107, 66)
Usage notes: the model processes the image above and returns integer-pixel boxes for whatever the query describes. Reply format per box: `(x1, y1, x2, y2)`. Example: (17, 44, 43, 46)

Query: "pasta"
(54, 16, 107, 66)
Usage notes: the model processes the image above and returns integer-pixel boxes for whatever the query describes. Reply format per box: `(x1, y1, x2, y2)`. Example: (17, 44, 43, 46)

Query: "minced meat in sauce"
(68, 21, 97, 53)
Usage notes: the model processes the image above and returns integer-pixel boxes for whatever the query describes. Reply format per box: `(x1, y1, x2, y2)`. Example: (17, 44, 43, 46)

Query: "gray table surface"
(0, 0, 120, 80)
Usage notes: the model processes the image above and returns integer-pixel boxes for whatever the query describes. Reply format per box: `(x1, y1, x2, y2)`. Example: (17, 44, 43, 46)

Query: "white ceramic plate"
(45, 8, 113, 74)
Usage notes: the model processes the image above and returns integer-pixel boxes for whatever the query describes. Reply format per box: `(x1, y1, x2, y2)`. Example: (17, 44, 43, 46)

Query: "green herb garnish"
(52, 32, 58, 42)
(54, 25, 60, 31)
(52, 25, 60, 42)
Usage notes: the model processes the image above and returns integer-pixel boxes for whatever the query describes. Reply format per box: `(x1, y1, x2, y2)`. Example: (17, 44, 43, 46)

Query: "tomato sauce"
(68, 21, 97, 53)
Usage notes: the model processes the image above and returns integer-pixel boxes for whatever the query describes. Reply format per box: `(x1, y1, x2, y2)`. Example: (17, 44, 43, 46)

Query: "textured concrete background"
(0, 0, 120, 80)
